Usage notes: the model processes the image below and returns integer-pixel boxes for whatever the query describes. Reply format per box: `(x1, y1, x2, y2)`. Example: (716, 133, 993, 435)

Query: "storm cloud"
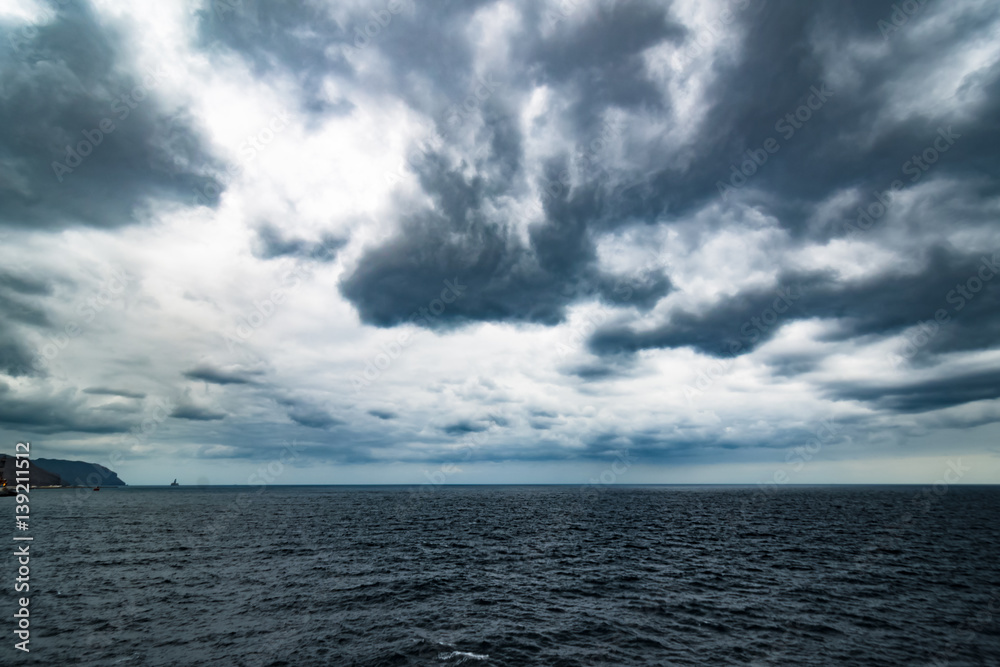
(0, 0, 998, 483)
(0, 2, 223, 231)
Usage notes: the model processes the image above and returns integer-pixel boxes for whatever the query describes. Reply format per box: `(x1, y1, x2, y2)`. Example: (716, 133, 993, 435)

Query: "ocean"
(9, 485, 1000, 665)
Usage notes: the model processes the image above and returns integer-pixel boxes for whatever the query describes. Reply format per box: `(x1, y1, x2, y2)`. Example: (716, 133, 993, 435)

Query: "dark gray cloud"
(170, 404, 226, 421)
(522, 0, 683, 134)
(528, 410, 564, 431)
(0, 1, 223, 231)
(590, 247, 1000, 363)
(191, 0, 1000, 350)
(197, 0, 500, 123)
(0, 277, 53, 377)
(287, 407, 344, 430)
(0, 338, 37, 377)
(567, 359, 636, 382)
(82, 387, 147, 399)
(332, 0, 687, 327)
(0, 270, 52, 296)
(196, 0, 680, 327)
(195, 0, 356, 117)
(0, 290, 50, 328)
(333, 4, 998, 426)
(340, 155, 672, 328)
(0, 381, 136, 433)
(631, 0, 1000, 238)
(827, 368, 1000, 414)
(275, 396, 345, 430)
(253, 225, 345, 263)
(184, 365, 261, 385)
(368, 409, 397, 420)
(325, 0, 985, 332)
(442, 420, 489, 436)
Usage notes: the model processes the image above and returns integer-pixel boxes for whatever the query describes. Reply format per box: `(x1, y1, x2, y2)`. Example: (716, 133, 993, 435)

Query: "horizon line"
(77, 482, 1000, 487)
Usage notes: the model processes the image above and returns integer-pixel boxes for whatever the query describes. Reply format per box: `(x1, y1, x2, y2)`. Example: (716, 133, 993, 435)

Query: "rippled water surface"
(10, 485, 1000, 665)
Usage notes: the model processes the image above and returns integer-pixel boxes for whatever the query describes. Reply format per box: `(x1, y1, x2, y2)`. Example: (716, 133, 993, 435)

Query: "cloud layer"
(1, 0, 999, 484)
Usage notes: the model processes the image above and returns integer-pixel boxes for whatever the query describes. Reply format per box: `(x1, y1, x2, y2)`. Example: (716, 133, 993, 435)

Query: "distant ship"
(170, 479, 179, 487)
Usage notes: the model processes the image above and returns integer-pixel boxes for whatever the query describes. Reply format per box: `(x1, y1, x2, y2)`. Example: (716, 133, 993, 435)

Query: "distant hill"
(0, 456, 62, 487)
(34, 458, 126, 486)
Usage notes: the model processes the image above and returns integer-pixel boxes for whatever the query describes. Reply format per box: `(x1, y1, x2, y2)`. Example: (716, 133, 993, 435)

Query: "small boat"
(170, 479, 179, 487)
(93, 486, 100, 491)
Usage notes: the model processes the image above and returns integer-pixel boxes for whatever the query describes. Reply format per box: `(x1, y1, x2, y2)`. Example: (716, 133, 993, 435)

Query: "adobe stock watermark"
(351, 277, 467, 390)
(393, 420, 510, 523)
(51, 65, 170, 182)
(887, 253, 998, 368)
(383, 70, 503, 185)
(443, 73, 503, 130)
(529, 446, 636, 551)
(208, 0, 243, 21)
(518, 117, 629, 228)
(6, 0, 74, 58)
(192, 110, 291, 206)
(36, 267, 132, 368)
(579, 449, 635, 503)
(845, 126, 961, 240)
(411, 424, 498, 497)
(725, 414, 841, 534)
(554, 262, 659, 359)
(754, 455, 970, 666)
(683, 285, 800, 403)
(877, 0, 929, 40)
(571, 117, 640, 193)
(184, 440, 304, 551)
(716, 83, 834, 201)
(547, 0, 725, 30)
(757, 416, 840, 493)
(115, 397, 173, 451)
(64, 397, 173, 510)
(673, 0, 766, 69)
(223, 256, 326, 352)
(384, 131, 447, 186)
(544, 0, 615, 27)
(339, 0, 410, 63)
(925, 596, 1000, 666)
(852, 458, 969, 569)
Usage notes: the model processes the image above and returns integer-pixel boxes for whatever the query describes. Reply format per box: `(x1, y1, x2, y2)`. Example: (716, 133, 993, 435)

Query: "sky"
(1, 0, 999, 486)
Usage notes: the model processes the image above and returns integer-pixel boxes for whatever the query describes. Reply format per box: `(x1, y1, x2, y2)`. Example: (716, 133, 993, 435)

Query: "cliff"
(0, 456, 62, 487)
(34, 458, 126, 486)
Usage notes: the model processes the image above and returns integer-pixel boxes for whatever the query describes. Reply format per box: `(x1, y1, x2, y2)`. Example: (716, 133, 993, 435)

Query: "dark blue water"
(5, 485, 1000, 665)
